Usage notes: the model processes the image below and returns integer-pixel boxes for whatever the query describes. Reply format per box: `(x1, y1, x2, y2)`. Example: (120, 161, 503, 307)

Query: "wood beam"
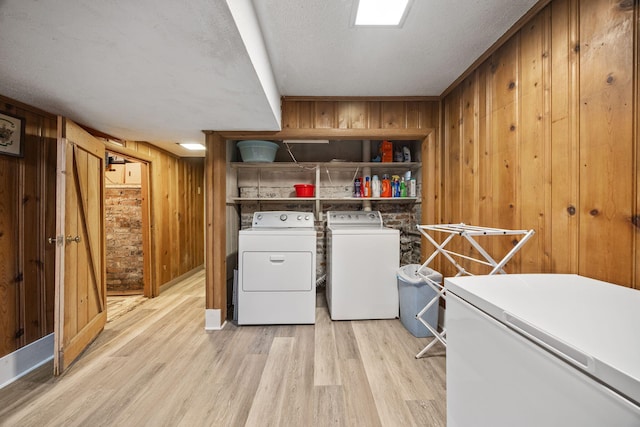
(204, 132, 227, 321)
(215, 128, 432, 141)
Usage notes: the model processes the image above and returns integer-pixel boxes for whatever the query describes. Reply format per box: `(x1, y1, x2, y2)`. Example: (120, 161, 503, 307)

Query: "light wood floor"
(0, 269, 446, 426)
(106, 294, 148, 323)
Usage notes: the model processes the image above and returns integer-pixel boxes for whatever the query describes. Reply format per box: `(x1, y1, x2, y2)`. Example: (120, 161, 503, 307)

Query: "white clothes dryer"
(326, 211, 399, 320)
(237, 211, 316, 325)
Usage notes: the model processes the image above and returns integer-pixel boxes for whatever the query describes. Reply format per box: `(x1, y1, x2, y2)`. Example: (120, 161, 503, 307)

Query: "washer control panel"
(326, 211, 383, 228)
(252, 211, 315, 228)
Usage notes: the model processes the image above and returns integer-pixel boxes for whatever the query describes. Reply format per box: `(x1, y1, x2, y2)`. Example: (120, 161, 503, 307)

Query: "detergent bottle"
(364, 176, 371, 198)
(381, 174, 392, 197)
(391, 175, 400, 197)
(372, 175, 381, 198)
(380, 140, 393, 163)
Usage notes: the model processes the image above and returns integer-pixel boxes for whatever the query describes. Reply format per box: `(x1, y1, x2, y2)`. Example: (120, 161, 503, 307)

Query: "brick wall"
(105, 186, 143, 293)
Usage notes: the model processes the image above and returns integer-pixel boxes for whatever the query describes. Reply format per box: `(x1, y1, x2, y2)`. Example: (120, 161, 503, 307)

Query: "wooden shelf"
(230, 161, 421, 170)
(229, 197, 419, 203)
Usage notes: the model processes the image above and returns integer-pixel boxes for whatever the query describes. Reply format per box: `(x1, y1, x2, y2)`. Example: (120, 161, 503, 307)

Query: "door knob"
(48, 236, 63, 245)
(66, 235, 81, 244)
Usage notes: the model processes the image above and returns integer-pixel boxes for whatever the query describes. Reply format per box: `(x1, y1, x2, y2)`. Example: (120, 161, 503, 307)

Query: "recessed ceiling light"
(179, 143, 206, 151)
(353, 0, 412, 27)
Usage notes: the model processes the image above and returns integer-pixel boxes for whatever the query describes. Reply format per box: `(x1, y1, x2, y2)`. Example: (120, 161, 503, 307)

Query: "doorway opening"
(104, 152, 148, 321)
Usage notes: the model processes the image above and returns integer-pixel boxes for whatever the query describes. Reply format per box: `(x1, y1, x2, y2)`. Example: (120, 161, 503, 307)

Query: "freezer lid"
(445, 274, 640, 405)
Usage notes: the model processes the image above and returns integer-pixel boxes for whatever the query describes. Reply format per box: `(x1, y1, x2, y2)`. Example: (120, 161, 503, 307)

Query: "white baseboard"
(204, 309, 227, 331)
(0, 334, 53, 389)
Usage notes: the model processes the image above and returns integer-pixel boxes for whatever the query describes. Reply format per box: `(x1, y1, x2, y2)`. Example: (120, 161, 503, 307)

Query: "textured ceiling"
(0, 0, 538, 156)
(253, 0, 538, 96)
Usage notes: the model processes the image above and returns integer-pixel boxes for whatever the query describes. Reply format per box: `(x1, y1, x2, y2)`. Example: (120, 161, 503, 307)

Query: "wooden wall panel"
(0, 154, 18, 356)
(0, 96, 56, 358)
(490, 37, 521, 272)
(281, 98, 439, 132)
(519, 9, 551, 273)
(442, 88, 464, 276)
(578, 0, 634, 284)
(477, 62, 493, 230)
(124, 142, 205, 291)
(550, 0, 580, 274)
(441, 0, 639, 287)
(461, 78, 478, 226)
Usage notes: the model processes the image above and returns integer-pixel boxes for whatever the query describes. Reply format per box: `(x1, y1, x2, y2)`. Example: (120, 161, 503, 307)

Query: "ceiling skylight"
(179, 143, 206, 151)
(353, 0, 412, 27)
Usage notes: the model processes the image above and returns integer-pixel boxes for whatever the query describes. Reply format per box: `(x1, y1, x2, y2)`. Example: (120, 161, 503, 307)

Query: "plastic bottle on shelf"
(400, 177, 407, 197)
(409, 178, 417, 197)
(392, 175, 400, 197)
(403, 146, 411, 162)
(372, 175, 381, 198)
(364, 176, 371, 198)
(381, 174, 392, 197)
(354, 178, 361, 198)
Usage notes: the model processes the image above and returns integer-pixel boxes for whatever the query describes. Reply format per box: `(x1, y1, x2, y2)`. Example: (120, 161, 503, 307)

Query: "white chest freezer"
(445, 274, 640, 427)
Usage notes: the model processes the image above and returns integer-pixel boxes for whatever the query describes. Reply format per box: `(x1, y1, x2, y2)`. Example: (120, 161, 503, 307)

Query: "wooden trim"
(635, 0, 640, 289)
(281, 96, 440, 102)
(211, 128, 433, 141)
(0, 95, 57, 119)
(213, 134, 226, 319)
(205, 132, 227, 321)
(104, 141, 153, 163)
(204, 132, 216, 308)
(140, 162, 154, 297)
(441, 0, 553, 98)
(78, 124, 125, 145)
(53, 117, 67, 376)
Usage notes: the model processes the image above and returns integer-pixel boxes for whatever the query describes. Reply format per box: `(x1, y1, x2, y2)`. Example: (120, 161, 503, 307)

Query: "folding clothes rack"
(414, 223, 535, 358)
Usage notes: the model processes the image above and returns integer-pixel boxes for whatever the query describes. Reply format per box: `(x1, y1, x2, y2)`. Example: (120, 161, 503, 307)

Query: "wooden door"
(53, 118, 106, 375)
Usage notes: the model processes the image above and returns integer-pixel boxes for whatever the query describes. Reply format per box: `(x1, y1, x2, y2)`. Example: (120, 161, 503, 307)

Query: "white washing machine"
(326, 210, 400, 320)
(237, 211, 316, 325)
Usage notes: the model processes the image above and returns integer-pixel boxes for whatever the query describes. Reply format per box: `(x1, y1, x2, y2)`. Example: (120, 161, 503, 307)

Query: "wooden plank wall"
(281, 98, 439, 131)
(0, 96, 57, 358)
(120, 141, 205, 289)
(440, 0, 638, 288)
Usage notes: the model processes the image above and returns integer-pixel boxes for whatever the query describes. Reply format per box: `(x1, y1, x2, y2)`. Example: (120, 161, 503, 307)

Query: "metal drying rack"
(414, 223, 535, 358)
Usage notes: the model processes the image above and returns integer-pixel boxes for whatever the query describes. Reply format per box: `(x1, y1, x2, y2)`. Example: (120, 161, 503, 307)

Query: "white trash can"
(397, 264, 442, 337)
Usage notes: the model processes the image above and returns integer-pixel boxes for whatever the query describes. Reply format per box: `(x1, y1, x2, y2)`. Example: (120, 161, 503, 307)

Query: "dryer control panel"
(327, 211, 383, 228)
(252, 211, 315, 228)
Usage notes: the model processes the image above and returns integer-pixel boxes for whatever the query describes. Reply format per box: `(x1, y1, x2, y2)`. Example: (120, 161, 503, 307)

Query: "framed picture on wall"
(0, 111, 25, 157)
